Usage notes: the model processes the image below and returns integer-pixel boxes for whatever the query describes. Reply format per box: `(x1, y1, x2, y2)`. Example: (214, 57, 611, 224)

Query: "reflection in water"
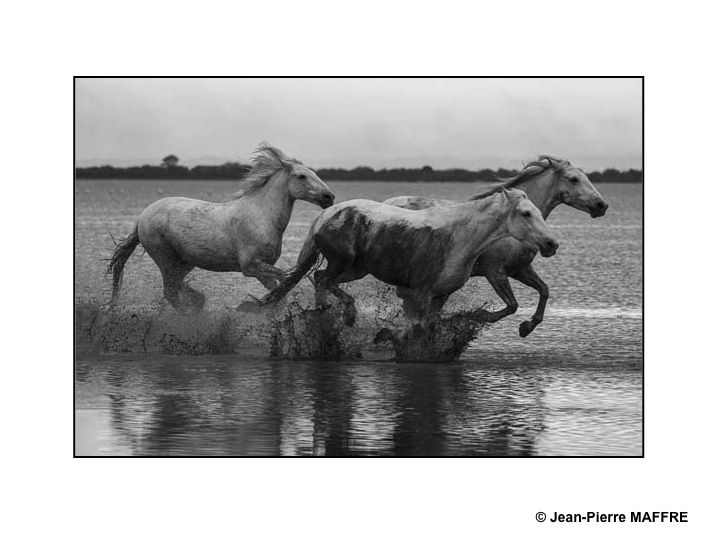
(75, 341, 641, 456)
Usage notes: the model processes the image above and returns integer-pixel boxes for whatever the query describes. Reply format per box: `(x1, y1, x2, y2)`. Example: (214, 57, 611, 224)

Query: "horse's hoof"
(519, 321, 533, 338)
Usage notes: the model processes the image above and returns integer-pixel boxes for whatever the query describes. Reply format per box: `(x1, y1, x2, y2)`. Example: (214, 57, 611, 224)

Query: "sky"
(75, 78, 642, 171)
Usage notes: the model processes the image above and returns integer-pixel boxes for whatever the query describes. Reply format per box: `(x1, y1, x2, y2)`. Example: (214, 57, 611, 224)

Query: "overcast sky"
(75, 78, 642, 171)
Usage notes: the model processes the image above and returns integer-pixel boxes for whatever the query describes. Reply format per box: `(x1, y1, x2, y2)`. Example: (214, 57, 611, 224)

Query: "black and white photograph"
(7, 0, 720, 537)
(74, 77, 642, 457)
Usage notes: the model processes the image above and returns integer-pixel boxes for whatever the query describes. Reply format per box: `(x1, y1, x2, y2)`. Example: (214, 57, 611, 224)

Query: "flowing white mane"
(227, 143, 302, 200)
(471, 155, 571, 200)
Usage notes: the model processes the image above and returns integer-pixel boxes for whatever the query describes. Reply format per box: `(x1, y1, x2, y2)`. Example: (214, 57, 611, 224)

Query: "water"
(75, 179, 642, 456)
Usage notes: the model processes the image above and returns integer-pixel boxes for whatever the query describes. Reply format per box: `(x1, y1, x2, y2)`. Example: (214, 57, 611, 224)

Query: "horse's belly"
(143, 221, 241, 271)
(188, 254, 241, 272)
(358, 227, 451, 290)
(362, 247, 440, 290)
(367, 264, 412, 288)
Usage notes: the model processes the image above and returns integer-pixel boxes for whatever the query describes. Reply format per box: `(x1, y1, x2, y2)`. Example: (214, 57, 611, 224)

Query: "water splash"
(267, 291, 491, 361)
(75, 301, 268, 355)
(268, 302, 361, 359)
(373, 306, 490, 362)
(75, 286, 492, 361)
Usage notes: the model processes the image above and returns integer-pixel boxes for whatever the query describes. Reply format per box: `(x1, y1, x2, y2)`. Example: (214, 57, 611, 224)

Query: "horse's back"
(382, 194, 538, 277)
(313, 199, 456, 288)
(138, 196, 217, 239)
(140, 195, 213, 215)
(317, 198, 458, 227)
(383, 196, 456, 210)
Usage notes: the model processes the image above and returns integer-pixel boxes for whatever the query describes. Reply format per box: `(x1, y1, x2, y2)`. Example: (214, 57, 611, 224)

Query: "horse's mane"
(225, 143, 302, 200)
(470, 155, 570, 200)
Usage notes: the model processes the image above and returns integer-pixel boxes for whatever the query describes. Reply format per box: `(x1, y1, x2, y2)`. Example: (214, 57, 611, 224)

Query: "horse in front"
(106, 144, 335, 311)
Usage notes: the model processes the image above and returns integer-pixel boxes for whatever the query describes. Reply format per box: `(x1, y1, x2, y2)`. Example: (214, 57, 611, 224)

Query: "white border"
(5, 0, 717, 537)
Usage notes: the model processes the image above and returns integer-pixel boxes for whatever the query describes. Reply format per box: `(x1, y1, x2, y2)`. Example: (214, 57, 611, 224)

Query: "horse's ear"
(501, 187, 514, 204)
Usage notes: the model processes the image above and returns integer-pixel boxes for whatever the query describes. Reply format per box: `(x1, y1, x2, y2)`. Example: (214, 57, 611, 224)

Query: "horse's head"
(549, 158, 608, 218)
(502, 188, 558, 257)
(286, 163, 335, 208)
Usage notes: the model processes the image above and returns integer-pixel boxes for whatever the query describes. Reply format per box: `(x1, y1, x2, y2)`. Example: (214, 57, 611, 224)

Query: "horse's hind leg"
(181, 279, 206, 311)
(159, 264, 202, 312)
(147, 247, 201, 312)
(314, 264, 363, 326)
(242, 260, 286, 291)
(313, 269, 332, 310)
(510, 265, 549, 337)
(402, 292, 445, 334)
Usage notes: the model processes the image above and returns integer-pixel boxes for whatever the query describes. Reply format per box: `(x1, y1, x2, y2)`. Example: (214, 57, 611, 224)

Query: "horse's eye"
(570, 177, 579, 183)
(298, 174, 307, 180)
(522, 211, 531, 217)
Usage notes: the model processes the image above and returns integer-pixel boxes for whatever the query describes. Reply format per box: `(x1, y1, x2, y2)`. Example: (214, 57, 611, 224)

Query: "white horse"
(107, 144, 335, 311)
(384, 155, 608, 336)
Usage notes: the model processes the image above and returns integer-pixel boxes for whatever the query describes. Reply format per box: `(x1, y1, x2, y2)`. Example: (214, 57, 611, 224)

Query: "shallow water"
(75, 179, 642, 456)
(75, 331, 641, 456)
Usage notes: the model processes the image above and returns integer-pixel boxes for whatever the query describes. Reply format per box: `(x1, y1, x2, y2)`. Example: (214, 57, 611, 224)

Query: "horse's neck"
(236, 174, 295, 231)
(457, 197, 512, 252)
(515, 171, 561, 219)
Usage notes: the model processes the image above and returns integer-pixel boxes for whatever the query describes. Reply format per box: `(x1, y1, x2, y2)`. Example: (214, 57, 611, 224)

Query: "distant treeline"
(75, 163, 643, 183)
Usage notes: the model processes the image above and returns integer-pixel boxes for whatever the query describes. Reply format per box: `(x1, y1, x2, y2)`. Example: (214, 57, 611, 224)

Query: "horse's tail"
(257, 231, 322, 306)
(106, 223, 140, 306)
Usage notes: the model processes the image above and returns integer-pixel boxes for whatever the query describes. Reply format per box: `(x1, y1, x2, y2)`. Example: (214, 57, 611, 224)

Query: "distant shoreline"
(75, 164, 643, 183)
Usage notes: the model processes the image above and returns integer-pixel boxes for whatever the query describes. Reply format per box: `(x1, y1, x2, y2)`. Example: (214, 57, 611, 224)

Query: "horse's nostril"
(318, 193, 334, 208)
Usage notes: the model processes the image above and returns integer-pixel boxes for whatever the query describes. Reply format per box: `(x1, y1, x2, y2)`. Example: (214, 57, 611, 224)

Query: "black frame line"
(73, 75, 644, 458)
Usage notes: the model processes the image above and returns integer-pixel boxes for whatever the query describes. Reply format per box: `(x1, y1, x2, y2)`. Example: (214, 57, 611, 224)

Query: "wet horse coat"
(259, 188, 558, 327)
(384, 155, 608, 335)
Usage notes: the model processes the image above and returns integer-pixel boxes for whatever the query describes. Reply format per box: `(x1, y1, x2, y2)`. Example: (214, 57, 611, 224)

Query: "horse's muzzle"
(319, 193, 335, 208)
(540, 239, 559, 257)
(590, 200, 608, 218)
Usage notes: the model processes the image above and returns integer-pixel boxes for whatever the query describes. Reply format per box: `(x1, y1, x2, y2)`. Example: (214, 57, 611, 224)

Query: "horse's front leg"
(510, 265, 549, 337)
(242, 260, 286, 291)
(484, 270, 519, 324)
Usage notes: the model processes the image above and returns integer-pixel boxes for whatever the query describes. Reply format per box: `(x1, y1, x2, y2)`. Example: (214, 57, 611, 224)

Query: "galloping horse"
(258, 188, 558, 328)
(384, 155, 608, 336)
(106, 144, 335, 311)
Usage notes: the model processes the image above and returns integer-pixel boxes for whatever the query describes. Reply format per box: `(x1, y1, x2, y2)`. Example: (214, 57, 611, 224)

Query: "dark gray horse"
(258, 188, 558, 329)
